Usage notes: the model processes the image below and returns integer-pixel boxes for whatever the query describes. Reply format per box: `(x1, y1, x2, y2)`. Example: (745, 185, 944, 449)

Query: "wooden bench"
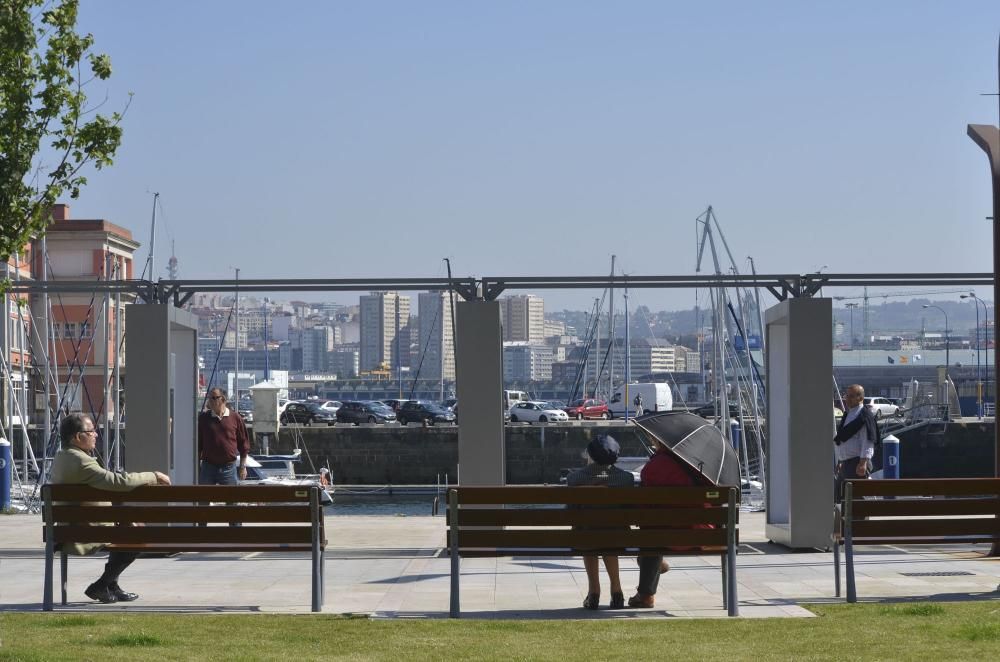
(833, 478, 1000, 602)
(447, 485, 740, 617)
(42, 484, 327, 611)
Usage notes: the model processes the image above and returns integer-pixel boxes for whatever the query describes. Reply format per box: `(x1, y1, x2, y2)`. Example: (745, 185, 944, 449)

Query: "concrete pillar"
(123, 305, 199, 484)
(455, 300, 504, 485)
(968, 122, 1000, 476)
(764, 297, 833, 549)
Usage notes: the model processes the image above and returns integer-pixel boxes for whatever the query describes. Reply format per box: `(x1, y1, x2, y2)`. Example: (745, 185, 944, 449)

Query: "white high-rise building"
(417, 292, 456, 382)
(503, 342, 554, 381)
(500, 294, 545, 344)
(359, 292, 411, 372)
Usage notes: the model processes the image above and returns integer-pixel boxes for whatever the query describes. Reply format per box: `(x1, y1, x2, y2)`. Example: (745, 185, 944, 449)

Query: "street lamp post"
(922, 304, 949, 376)
(961, 293, 984, 418)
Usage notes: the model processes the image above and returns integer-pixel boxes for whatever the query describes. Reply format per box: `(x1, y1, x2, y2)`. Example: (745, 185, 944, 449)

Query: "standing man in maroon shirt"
(198, 387, 250, 485)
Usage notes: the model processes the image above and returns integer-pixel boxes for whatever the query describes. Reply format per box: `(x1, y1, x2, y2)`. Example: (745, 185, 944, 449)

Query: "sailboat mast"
(608, 255, 615, 400)
(623, 287, 630, 422)
(145, 192, 159, 279)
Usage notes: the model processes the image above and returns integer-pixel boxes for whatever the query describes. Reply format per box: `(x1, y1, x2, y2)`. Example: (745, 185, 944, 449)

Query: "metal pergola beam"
(5, 273, 992, 305)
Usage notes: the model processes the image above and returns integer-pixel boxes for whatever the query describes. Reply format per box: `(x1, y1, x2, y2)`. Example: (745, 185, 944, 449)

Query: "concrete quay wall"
(266, 424, 649, 485)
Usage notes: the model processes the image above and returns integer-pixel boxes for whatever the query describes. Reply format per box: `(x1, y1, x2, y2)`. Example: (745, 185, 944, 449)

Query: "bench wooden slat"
(851, 518, 998, 538)
(457, 527, 728, 549)
(51, 525, 314, 545)
(50, 505, 314, 524)
(456, 546, 729, 558)
(45, 484, 314, 502)
(452, 486, 733, 506)
(106, 543, 320, 553)
(450, 507, 729, 527)
(844, 536, 998, 546)
(851, 498, 999, 518)
(847, 479, 1000, 498)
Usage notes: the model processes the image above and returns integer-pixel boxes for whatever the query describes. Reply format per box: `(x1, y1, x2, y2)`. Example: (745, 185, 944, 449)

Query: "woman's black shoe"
(582, 593, 600, 610)
(609, 592, 625, 609)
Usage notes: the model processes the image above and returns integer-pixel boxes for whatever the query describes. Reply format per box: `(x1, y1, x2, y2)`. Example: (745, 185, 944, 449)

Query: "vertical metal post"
(726, 487, 738, 616)
(449, 489, 460, 617)
(234, 267, 240, 402)
(112, 259, 122, 470)
(608, 254, 615, 401)
(102, 252, 112, 465)
(844, 482, 856, 602)
(41, 236, 51, 478)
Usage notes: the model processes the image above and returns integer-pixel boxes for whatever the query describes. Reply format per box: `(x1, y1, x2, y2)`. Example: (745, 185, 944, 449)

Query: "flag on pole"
(899, 356, 908, 364)
(887, 356, 895, 364)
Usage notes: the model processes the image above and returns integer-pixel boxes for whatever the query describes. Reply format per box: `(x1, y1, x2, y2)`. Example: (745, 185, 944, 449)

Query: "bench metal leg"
(720, 554, 728, 611)
(43, 540, 54, 611)
(725, 488, 738, 617)
(310, 488, 322, 612)
(833, 540, 841, 598)
(449, 490, 460, 618)
(60, 552, 68, 605)
(726, 544, 738, 617)
(845, 484, 857, 603)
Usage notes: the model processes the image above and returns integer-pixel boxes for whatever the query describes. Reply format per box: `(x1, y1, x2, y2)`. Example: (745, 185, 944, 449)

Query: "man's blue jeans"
(198, 460, 241, 526)
(199, 460, 239, 486)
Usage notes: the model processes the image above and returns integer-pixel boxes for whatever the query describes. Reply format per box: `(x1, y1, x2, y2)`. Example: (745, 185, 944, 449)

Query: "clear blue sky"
(67, 1, 1000, 312)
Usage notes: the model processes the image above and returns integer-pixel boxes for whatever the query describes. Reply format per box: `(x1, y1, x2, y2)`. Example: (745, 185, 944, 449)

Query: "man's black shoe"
(109, 583, 139, 602)
(84, 582, 117, 603)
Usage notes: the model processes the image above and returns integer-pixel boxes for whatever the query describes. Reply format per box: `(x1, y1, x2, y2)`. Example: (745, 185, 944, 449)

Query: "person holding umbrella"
(627, 435, 703, 608)
(566, 434, 633, 610)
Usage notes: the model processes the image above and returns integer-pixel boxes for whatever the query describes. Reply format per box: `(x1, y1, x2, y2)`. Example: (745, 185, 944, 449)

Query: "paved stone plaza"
(1, 511, 998, 618)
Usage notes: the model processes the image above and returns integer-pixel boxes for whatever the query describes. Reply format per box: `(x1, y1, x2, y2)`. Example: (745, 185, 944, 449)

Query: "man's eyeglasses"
(79, 429, 97, 435)
(210, 396, 226, 401)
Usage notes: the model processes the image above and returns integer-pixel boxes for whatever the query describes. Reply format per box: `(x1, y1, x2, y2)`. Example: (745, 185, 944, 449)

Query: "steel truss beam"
(4, 273, 992, 305)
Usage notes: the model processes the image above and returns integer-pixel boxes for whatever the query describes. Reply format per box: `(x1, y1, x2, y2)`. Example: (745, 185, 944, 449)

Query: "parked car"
(398, 401, 457, 425)
(508, 401, 569, 423)
(563, 398, 609, 420)
(442, 399, 458, 410)
(235, 399, 254, 424)
(381, 399, 411, 412)
(280, 401, 337, 426)
(863, 397, 901, 419)
(319, 400, 342, 413)
(336, 401, 397, 424)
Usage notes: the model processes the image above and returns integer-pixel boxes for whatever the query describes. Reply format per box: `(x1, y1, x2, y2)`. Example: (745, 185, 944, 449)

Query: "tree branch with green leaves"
(0, 0, 127, 271)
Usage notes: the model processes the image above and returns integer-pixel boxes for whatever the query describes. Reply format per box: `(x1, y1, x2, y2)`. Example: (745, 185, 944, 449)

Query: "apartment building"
(359, 292, 410, 372)
(500, 294, 545, 343)
(417, 291, 456, 382)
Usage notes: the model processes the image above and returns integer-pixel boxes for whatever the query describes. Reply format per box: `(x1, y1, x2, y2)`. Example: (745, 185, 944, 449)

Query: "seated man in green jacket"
(50, 413, 171, 603)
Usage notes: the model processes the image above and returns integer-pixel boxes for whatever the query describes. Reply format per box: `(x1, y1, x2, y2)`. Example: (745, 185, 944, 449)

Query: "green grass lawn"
(1, 602, 999, 661)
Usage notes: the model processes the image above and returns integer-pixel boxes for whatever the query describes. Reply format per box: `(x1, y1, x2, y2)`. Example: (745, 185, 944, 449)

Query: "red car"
(563, 398, 609, 420)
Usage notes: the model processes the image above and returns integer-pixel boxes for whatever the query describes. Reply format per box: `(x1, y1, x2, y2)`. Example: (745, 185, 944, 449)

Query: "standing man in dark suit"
(198, 388, 250, 485)
(50, 413, 171, 603)
(833, 384, 878, 502)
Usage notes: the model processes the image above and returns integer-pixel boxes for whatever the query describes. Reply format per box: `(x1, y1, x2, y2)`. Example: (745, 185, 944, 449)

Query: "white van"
(607, 383, 672, 418)
(503, 390, 529, 408)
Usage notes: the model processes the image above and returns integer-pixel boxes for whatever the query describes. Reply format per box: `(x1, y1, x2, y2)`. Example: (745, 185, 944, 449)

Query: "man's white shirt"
(835, 404, 875, 462)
